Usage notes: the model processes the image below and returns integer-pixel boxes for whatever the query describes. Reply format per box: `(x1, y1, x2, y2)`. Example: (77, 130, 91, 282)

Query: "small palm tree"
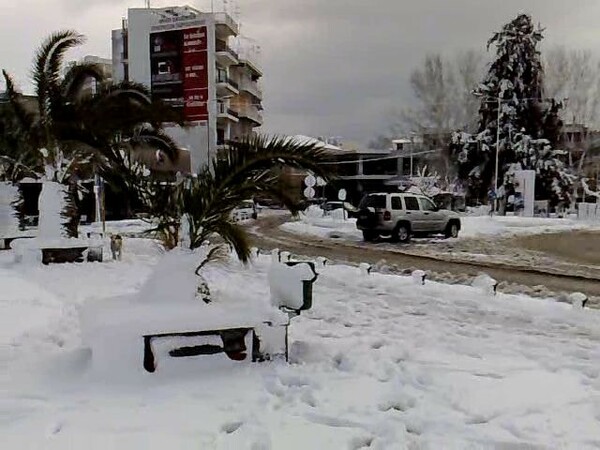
(150, 134, 330, 272)
(1, 30, 183, 236)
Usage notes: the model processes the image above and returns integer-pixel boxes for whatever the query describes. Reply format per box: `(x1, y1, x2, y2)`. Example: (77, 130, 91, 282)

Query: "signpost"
(149, 26, 209, 122)
(338, 189, 347, 221)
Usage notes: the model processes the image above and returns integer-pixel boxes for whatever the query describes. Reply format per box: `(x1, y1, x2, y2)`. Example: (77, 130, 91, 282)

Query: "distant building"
(112, 5, 263, 173)
(284, 136, 399, 204)
(560, 123, 600, 191)
(65, 55, 113, 95)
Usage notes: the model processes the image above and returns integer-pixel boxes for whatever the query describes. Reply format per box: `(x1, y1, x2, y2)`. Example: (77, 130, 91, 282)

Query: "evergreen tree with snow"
(450, 14, 573, 206)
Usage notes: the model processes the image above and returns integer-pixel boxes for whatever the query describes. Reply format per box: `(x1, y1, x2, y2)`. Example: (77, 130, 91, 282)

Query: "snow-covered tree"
(450, 14, 573, 205)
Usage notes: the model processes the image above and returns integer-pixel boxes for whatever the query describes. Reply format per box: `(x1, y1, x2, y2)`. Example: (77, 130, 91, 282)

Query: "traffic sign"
(304, 175, 316, 187)
(304, 187, 315, 198)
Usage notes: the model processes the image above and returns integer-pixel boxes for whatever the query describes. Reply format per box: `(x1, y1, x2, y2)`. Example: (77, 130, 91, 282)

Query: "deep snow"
(2, 238, 600, 449)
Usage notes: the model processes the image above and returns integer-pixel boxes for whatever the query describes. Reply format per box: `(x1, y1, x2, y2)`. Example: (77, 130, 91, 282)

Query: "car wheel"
(392, 223, 411, 243)
(362, 230, 378, 242)
(445, 222, 459, 239)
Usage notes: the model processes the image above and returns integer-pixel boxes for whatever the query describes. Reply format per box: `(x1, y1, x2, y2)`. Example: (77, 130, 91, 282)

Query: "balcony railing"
(214, 12, 239, 35)
(215, 40, 239, 61)
(217, 102, 239, 119)
(216, 72, 239, 90)
(239, 77, 263, 100)
(237, 105, 263, 125)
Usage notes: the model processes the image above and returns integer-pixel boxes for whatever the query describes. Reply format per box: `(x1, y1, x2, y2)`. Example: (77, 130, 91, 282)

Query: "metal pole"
(410, 142, 414, 177)
(494, 96, 501, 213)
(94, 174, 101, 224)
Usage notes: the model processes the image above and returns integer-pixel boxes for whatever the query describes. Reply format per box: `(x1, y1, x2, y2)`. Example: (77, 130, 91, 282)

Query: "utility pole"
(494, 96, 501, 213)
(409, 133, 414, 177)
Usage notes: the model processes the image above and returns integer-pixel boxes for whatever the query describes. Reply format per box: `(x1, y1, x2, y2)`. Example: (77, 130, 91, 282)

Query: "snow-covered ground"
(2, 239, 600, 449)
(281, 209, 600, 241)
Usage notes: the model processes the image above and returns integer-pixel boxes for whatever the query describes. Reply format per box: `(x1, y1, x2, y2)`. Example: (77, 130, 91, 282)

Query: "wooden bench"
(142, 326, 277, 373)
(0, 236, 35, 251)
(41, 245, 103, 264)
(140, 261, 318, 373)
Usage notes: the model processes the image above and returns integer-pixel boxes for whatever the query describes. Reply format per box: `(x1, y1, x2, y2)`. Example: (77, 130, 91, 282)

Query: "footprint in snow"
(221, 421, 243, 434)
(370, 339, 385, 349)
(46, 421, 63, 437)
(348, 435, 374, 449)
(378, 394, 416, 413)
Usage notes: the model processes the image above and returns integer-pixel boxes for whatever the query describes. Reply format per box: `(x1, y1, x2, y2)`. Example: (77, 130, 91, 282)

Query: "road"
(248, 215, 600, 306)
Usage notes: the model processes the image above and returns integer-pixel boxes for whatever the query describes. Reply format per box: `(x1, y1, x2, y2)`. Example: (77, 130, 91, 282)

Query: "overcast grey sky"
(2, 0, 600, 143)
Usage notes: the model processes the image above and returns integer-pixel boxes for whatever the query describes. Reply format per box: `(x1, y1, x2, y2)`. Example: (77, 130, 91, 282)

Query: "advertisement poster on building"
(149, 26, 209, 122)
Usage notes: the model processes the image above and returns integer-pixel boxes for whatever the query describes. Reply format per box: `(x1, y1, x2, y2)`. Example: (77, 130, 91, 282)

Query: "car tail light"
(383, 210, 391, 221)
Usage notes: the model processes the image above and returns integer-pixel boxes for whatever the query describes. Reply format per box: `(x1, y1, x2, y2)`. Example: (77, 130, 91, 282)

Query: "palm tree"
(0, 102, 42, 182)
(150, 134, 330, 273)
(1, 30, 183, 237)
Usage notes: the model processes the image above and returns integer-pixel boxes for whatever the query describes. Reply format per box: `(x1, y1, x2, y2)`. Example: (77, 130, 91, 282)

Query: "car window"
(359, 194, 386, 209)
(419, 198, 437, 211)
(391, 197, 403, 210)
(404, 196, 420, 211)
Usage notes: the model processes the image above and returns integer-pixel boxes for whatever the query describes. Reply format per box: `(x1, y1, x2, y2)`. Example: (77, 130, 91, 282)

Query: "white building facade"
(112, 5, 263, 173)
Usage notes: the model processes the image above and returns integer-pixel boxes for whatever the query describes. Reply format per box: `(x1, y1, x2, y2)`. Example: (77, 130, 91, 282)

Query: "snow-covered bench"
(80, 251, 318, 374)
(0, 235, 34, 250)
(11, 238, 104, 264)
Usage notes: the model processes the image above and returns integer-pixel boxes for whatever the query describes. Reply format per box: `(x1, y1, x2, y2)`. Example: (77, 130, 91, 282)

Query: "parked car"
(320, 201, 360, 218)
(232, 200, 258, 222)
(356, 192, 461, 242)
(321, 201, 344, 214)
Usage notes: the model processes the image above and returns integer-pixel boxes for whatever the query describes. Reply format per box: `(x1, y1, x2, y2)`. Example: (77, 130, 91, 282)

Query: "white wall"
(124, 8, 219, 173)
(111, 29, 125, 82)
(577, 202, 600, 221)
(127, 8, 154, 88)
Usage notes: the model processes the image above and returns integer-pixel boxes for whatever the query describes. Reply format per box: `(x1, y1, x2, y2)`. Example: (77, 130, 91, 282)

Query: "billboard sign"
(150, 26, 209, 122)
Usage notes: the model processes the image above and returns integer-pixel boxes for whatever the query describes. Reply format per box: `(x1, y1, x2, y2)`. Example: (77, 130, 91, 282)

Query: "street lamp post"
(494, 96, 501, 213)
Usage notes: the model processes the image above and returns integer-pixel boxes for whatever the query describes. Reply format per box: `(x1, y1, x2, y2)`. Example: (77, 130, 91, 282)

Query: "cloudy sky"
(2, 0, 600, 144)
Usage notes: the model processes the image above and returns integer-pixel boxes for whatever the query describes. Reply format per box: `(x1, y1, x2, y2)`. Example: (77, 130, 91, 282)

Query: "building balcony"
(237, 105, 263, 126)
(216, 72, 239, 96)
(238, 57, 263, 78)
(215, 40, 238, 66)
(217, 101, 239, 122)
(214, 12, 239, 38)
(239, 77, 263, 100)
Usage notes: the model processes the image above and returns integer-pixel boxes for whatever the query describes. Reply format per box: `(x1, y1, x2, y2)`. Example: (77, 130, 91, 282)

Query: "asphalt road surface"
(249, 215, 600, 306)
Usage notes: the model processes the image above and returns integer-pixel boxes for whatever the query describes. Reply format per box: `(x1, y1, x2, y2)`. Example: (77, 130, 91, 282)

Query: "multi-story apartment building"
(111, 5, 263, 173)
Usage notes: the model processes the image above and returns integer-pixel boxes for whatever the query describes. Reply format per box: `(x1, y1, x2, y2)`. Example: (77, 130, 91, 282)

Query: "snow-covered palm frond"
(60, 62, 106, 101)
(148, 134, 331, 264)
(32, 30, 84, 126)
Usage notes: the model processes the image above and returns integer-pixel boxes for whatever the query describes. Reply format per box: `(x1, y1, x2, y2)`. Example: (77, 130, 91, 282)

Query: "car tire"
(362, 230, 378, 242)
(392, 223, 411, 243)
(445, 222, 460, 239)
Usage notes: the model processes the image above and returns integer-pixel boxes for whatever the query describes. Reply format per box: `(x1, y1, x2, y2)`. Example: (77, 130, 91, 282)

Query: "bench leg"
(143, 336, 156, 373)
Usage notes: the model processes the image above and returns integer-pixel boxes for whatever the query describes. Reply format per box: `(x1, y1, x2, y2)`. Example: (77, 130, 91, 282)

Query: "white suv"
(356, 192, 461, 242)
